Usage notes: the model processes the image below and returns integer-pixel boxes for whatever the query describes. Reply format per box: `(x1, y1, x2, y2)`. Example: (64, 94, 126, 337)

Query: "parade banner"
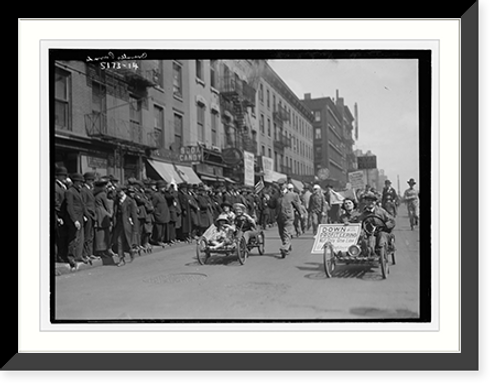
(244, 150, 255, 187)
(311, 223, 362, 254)
(348, 170, 365, 189)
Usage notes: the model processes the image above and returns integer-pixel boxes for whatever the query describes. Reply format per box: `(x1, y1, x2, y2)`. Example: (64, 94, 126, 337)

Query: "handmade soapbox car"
(321, 215, 397, 279)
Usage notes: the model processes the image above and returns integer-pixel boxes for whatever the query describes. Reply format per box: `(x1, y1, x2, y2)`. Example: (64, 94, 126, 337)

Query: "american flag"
(254, 179, 264, 194)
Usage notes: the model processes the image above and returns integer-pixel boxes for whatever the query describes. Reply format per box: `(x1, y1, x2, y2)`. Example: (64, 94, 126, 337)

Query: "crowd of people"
(55, 164, 419, 269)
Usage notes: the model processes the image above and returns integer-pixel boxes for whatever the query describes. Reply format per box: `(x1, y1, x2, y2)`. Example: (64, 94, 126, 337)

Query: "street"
(54, 206, 420, 321)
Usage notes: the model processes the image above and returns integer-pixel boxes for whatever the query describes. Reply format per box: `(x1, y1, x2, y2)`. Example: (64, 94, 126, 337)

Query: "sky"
(268, 59, 420, 192)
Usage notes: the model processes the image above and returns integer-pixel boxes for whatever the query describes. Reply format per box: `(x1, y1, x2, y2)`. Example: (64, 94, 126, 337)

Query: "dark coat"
(151, 191, 170, 224)
(196, 193, 213, 229)
(268, 191, 302, 224)
(81, 184, 97, 221)
(164, 190, 181, 225)
(178, 190, 193, 235)
(212, 193, 223, 216)
(134, 191, 154, 223)
(94, 189, 112, 228)
(112, 195, 138, 250)
(55, 180, 67, 219)
(62, 185, 86, 225)
(188, 191, 201, 227)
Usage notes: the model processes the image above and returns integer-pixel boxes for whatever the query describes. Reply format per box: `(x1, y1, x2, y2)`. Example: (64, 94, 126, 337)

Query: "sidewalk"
(54, 241, 192, 276)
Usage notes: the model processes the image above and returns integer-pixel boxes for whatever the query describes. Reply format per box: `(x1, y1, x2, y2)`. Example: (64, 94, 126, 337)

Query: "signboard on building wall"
(357, 155, 377, 170)
(81, 155, 108, 177)
(244, 151, 255, 187)
(179, 146, 202, 164)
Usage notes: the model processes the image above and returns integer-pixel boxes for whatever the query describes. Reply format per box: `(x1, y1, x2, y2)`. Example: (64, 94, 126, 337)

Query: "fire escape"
(84, 62, 159, 150)
(272, 104, 291, 153)
(219, 67, 257, 154)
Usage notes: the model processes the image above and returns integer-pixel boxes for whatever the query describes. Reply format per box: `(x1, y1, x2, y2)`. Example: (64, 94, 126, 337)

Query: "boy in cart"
(207, 214, 236, 250)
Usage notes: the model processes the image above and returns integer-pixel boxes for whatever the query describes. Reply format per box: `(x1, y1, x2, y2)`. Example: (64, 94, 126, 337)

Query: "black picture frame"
(9, 9, 478, 371)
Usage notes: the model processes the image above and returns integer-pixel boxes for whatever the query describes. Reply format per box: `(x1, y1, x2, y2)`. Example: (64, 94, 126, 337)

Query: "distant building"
(301, 92, 357, 189)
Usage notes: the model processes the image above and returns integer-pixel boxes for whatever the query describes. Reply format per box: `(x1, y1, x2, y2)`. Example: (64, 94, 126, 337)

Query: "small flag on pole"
(254, 179, 264, 194)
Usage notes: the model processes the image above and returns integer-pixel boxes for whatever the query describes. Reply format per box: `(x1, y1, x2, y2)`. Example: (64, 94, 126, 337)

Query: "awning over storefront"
(199, 174, 223, 182)
(291, 179, 304, 192)
(146, 159, 184, 184)
(175, 164, 202, 185)
(224, 177, 236, 184)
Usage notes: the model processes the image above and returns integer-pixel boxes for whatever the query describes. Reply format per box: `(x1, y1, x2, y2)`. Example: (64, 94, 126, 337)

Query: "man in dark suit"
(81, 172, 98, 264)
(112, 186, 138, 266)
(55, 166, 69, 263)
(61, 173, 86, 270)
(151, 180, 170, 246)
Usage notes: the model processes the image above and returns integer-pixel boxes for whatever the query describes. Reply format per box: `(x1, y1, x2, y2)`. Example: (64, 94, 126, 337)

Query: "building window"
(151, 60, 163, 88)
(268, 148, 272, 158)
(260, 114, 265, 134)
(210, 60, 217, 89)
(55, 67, 71, 130)
(314, 111, 321, 122)
(266, 89, 270, 108)
(129, 95, 142, 125)
(154, 105, 164, 148)
(196, 60, 204, 81)
(173, 62, 182, 98)
(174, 113, 183, 148)
(259, 84, 264, 102)
(315, 128, 322, 139)
(273, 94, 276, 111)
(267, 118, 271, 137)
(261, 145, 265, 157)
(197, 103, 205, 142)
(211, 110, 218, 147)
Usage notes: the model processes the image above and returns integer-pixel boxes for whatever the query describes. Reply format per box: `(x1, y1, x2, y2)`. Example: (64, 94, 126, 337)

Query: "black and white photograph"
(50, 49, 430, 323)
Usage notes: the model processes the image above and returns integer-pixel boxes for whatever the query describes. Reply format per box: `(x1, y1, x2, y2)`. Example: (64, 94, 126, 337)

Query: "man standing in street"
(268, 181, 303, 257)
(81, 172, 98, 264)
(151, 180, 170, 247)
(55, 166, 69, 263)
(308, 184, 328, 236)
(61, 173, 86, 270)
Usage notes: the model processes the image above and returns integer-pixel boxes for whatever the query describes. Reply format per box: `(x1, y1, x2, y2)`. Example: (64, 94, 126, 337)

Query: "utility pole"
(397, 175, 401, 197)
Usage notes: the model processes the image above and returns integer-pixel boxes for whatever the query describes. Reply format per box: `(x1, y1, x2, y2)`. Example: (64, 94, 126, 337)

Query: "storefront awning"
(147, 159, 184, 184)
(174, 164, 202, 185)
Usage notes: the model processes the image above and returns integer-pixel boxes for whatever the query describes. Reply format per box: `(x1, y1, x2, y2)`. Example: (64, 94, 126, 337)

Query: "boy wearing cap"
(357, 191, 396, 250)
(308, 184, 328, 236)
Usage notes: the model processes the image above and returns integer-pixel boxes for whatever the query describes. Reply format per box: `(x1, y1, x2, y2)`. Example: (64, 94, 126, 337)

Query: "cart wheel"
(379, 246, 389, 279)
(257, 232, 265, 255)
(236, 236, 247, 265)
(323, 243, 337, 278)
(196, 238, 210, 265)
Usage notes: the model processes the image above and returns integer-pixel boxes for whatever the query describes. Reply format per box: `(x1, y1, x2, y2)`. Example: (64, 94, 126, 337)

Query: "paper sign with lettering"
(179, 146, 202, 163)
(311, 224, 362, 254)
(348, 170, 365, 189)
(244, 150, 255, 187)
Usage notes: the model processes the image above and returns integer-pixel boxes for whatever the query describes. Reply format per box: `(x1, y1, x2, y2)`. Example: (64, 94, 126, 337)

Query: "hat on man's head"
(287, 183, 295, 190)
(83, 172, 95, 181)
(156, 180, 167, 188)
(313, 184, 321, 191)
(385, 179, 392, 184)
(94, 179, 108, 187)
(56, 166, 68, 176)
(179, 182, 188, 189)
(221, 201, 232, 209)
(107, 174, 119, 183)
(70, 173, 84, 183)
(407, 178, 417, 185)
(233, 203, 246, 212)
(362, 191, 378, 201)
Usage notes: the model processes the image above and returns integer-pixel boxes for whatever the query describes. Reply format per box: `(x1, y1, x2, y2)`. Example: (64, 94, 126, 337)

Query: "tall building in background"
(301, 92, 357, 189)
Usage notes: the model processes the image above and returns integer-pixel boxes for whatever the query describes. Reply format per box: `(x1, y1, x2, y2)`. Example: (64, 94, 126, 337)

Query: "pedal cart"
(321, 215, 397, 280)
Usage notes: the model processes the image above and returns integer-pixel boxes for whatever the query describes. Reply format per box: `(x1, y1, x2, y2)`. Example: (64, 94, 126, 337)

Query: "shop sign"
(179, 146, 202, 163)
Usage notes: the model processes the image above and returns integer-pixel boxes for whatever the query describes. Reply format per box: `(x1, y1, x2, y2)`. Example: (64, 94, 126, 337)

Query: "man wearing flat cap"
(356, 191, 396, 250)
(61, 173, 86, 269)
(382, 179, 399, 217)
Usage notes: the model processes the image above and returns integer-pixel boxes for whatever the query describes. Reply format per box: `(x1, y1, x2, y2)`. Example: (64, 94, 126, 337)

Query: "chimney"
(336, 89, 339, 100)
(304, 93, 311, 100)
